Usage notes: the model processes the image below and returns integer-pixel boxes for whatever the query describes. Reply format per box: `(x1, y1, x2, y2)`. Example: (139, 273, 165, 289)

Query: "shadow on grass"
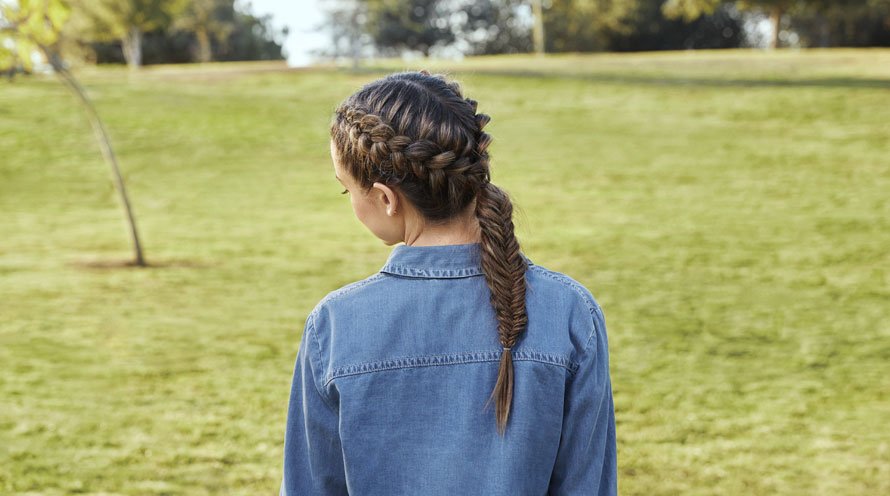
(68, 258, 216, 269)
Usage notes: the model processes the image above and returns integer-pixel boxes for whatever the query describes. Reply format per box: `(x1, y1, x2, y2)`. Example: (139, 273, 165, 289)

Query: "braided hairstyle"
(330, 70, 528, 436)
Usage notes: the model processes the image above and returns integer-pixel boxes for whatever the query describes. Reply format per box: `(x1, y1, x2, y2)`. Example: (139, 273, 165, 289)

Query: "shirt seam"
(378, 253, 534, 279)
(528, 264, 603, 364)
(322, 348, 580, 388)
(317, 272, 387, 307)
(305, 311, 339, 413)
(379, 263, 486, 278)
(306, 273, 388, 412)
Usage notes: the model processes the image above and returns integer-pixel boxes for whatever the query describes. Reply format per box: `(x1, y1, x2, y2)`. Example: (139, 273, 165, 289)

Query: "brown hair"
(330, 70, 528, 436)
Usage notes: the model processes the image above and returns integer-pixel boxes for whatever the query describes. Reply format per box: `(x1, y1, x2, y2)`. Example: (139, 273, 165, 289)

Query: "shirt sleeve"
(548, 301, 618, 495)
(280, 310, 348, 495)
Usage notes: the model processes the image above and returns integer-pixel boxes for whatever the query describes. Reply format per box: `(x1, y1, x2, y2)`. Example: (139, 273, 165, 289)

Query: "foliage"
(610, 1, 745, 50)
(364, 0, 455, 56)
(542, 0, 641, 52)
(662, 0, 890, 47)
(0, 0, 72, 72)
(662, 0, 722, 21)
(320, 0, 531, 59)
(62, 0, 283, 67)
(313, 0, 370, 62)
(795, 0, 890, 46)
(170, 0, 235, 62)
(86, 1, 285, 64)
(455, 0, 534, 55)
(218, 6, 286, 61)
(71, 0, 181, 42)
(64, 0, 185, 68)
(325, 0, 887, 58)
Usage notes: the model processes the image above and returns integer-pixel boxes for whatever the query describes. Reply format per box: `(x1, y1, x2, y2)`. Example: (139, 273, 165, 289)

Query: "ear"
(372, 182, 400, 216)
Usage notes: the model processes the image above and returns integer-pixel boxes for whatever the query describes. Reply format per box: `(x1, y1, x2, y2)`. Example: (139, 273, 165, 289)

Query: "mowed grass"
(1, 49, 888, 494)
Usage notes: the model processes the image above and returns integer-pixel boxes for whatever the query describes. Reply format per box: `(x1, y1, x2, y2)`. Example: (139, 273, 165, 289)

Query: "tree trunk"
(121, 25, 143, 69)
(818, 14, 830, 47)
(196, 28, 212, 63)
(769, 5, 783, 49)
(43, 48, 147, 267)
(844, 15, 855, 45)
(532, 0, 545, 55)
(350, 4, 361, 70)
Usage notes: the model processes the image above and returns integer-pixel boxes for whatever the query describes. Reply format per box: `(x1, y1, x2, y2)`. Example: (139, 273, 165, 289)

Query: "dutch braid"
(330, 70, 528, 436)
(336, 105, 484, 201)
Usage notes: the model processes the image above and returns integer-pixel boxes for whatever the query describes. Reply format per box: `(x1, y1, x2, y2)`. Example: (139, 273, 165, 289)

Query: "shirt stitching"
(305, 312, 339, 413)
(316, 272, 387, 308)
(379, 263, 486, 278)
(307, 273, 388, 411)
(527, 264, 603, 363)
(379, 254, 534, 279)
(323, 348, 580, 387)
(331, 348, 577, 374)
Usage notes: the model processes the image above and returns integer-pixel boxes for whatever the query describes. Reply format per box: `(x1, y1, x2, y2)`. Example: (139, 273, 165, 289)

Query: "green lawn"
(1, 49, 888, 495)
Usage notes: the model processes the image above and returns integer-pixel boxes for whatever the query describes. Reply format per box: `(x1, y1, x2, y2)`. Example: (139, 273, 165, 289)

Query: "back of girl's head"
(330, 70, 528, 436)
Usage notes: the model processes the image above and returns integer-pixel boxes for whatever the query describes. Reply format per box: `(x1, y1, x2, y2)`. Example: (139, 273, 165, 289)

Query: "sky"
(241, 0, 328, 67)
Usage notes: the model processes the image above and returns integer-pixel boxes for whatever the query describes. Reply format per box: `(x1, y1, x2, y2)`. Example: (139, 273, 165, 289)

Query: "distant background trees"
(4, 0, 889, 70)
(54, 0, 286, 69)
(318, 0, 890, 62)
(662, 0, 890, 48)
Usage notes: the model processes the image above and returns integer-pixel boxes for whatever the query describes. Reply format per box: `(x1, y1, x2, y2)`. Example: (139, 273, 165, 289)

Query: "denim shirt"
(280, 242, 617, 495)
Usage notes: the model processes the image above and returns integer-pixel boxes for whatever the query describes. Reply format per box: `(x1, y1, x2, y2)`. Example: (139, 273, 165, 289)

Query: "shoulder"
(307, 271, 388, 324)
(525, 262, 607, 352)
(526, 263, 604, 321)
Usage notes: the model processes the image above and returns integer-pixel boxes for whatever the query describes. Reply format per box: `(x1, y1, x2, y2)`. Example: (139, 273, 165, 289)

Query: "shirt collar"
(379, 242, 534, 279)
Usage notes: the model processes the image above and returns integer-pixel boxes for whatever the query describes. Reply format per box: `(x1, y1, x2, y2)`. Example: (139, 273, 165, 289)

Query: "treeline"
(61, 0, 286, 68)
(319, 0, 890, 61)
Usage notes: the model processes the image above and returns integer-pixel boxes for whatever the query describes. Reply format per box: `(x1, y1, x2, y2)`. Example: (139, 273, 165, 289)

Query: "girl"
(280, 70, 617, 495)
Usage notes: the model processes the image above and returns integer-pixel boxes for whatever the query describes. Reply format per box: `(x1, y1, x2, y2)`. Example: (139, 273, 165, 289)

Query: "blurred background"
(1, 0, 888, 494)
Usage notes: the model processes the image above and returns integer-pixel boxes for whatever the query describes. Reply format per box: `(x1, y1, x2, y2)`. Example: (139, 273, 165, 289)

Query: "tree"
(800, 0, 890, 46)
(456, 0, 533, 55)
(742, 0, 795, 48)
(316, 0, 531, 64)
(364, 0, 455, 56)
(1, 0, 148, 266)
(218, 5, 287, 61)
(171, 0, 234, 63)
(663, 0, 884, 48)
(70, 0, 184, 69)
(611, 1, 744, 51)
(662, 0, 804, 49)
(532, 0, 545, 54)
(85, 1, 286, 64)
(315, 0, 369, 68)
(542, 0, 640, 52)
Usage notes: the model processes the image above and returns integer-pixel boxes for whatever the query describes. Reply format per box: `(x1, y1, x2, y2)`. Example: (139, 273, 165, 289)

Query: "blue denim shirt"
(280, 242, 617, 495)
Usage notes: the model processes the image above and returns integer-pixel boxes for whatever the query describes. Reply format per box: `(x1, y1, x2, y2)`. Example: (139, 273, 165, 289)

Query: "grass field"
(1, 49, 888, 495)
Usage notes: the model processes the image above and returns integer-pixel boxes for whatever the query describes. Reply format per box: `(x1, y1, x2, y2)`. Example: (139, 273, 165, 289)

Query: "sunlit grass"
(1, 49, 888, 494)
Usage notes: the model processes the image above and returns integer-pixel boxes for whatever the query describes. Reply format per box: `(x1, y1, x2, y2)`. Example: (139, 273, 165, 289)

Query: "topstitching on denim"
(323, 348, 580, 388)
(528, 264, 605, 354)
(378, 253, 535, 279)
(310, 272, 388, 313)
(379, 263, 486, 278)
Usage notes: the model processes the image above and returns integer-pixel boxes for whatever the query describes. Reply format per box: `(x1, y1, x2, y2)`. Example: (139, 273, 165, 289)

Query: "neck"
(403, 202, 482, 247)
